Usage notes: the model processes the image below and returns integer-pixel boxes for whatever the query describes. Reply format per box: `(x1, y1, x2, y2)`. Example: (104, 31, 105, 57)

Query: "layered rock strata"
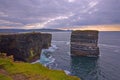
(71, 30, 99, 57)
(0, 32, 52, 62)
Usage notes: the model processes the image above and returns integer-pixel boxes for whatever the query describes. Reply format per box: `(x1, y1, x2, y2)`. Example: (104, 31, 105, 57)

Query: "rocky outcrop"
(0, 32, 52, 62)
(71, 30, 99, 57)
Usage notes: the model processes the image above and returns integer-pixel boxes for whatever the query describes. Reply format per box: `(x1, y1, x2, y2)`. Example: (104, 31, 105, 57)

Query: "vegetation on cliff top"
(0, 53, 80, 80)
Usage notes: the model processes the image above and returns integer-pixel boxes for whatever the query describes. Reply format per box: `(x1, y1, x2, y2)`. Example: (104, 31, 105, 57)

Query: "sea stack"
(71, 30, 99, 57)
(0, 32, 52, 62)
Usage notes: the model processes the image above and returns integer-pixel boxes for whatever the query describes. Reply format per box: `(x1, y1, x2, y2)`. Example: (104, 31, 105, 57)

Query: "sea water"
(39, 31, 120, 80)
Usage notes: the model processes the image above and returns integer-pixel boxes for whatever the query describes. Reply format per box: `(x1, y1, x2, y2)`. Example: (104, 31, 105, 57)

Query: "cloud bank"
(0, 0, 120, 29)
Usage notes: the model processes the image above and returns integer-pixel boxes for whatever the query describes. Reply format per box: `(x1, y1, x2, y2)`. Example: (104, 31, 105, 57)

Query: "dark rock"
(0, 32, 52, 62)
(71, 30, 99, 57)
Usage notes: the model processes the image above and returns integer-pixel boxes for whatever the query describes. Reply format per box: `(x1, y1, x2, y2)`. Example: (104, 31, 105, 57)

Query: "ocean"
(39, 31, 120, 80)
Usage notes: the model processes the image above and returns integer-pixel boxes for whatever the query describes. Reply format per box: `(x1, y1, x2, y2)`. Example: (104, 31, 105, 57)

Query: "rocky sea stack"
(71, 30, 99, 57)
(0, 32, 52, 62)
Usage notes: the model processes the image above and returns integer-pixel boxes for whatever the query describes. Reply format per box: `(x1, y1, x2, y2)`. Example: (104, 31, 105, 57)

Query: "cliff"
(0, 32, 52, 62)
(71, 30, 99, 57)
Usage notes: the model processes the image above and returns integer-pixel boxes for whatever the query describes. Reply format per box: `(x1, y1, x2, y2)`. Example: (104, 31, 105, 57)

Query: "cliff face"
(71, 30, 99, 57)
(0, 32, 52, 62)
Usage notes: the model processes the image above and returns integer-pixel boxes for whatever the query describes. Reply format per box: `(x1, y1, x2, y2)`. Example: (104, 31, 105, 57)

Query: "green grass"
(0, 57, 80, 80)
(0, 74, 12, 80)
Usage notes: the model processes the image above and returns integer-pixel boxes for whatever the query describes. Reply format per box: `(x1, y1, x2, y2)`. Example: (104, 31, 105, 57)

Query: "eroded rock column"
(71, 30, 99, 57)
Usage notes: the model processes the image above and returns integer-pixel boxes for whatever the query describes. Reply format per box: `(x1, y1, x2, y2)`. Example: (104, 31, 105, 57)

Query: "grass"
(0, 74, 12, 80)
(0, 55, 80, 80)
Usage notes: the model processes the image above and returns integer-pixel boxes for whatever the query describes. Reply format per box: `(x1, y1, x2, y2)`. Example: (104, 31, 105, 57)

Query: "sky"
(0, 0, 120, 31)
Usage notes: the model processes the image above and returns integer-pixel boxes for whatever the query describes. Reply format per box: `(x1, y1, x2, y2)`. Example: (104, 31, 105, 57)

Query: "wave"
(31, 60, 40, 64)
(44, 57, 55, 67)
(64, 70, 71, 75)
(52, 40, 70, 46)
(42, 44, 58, 52)
(67, 52, 71, 56)
(52, 40, 68, 43)
(99, 44, 120, 48)
(39, 44, 58, 67)
(66, 42, 70, 45)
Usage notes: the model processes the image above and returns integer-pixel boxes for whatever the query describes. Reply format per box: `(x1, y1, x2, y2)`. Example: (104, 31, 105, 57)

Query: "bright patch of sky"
(68, 0, 75, 3)
(89, 1, 98, 8)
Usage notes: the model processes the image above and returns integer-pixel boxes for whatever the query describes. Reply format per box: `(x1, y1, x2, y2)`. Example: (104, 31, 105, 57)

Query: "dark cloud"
(0, 0, 120, 29)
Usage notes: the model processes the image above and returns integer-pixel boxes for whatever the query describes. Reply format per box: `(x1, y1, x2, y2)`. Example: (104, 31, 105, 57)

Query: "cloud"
(0, 12, 8, 17)
(89, 1, 98, 8)
(0, 19, 23, 28)
(0, 20, 22, 25)
(0, 0, 120, 29)
(24, 13, 74, 29)
(68, 0, 76, 3)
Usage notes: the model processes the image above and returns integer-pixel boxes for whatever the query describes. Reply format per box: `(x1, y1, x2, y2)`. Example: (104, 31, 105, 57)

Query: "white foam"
(40, 44, 57, 66)
(31, 60, 40, 64)
(67, 52, 71, 56)
(43, 44, 58, 52)
(45, 57, 55, 65)
(51, 44, 58, 49)
(66, 42, 70, 45)
(64, 70, 71, 75)
(40, 53, 50, 64)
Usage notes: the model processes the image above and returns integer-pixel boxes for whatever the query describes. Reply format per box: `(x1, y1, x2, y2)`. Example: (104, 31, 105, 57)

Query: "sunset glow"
(62, 25, 120, 31)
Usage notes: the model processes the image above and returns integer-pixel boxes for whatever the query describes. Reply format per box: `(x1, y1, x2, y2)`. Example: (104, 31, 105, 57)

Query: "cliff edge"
(0, 32, 52, 62)
(0, 53, 80, 80)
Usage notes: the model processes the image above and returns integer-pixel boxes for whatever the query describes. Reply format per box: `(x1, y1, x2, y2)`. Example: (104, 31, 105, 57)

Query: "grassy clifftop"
(0, 54, 80, 80)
